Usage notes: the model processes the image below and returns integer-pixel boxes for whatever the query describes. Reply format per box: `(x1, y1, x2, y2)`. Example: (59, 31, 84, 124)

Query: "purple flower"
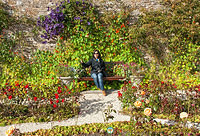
(76, 1, 80, 4)
(67, 0, 70, 3)
(56, 7, 60, 12)
(74, 17, 81, 20)
(37, 20, 41, 26)
(38, 2, 66, 41)
(83, 12, 86, 14)
(87, 22, 90, 25)
(80, 28, 84, 31)
(42, 41, 47, 44)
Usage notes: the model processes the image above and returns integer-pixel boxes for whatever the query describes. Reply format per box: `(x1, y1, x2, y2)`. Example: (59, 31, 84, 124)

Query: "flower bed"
(20, 121, 200, 136)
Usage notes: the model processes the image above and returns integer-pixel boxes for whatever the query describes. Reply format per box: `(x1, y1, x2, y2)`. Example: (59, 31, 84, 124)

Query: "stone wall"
(1, 0, 165, 63)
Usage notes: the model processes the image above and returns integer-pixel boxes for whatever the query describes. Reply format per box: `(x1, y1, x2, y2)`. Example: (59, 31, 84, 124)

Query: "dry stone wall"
(1, 0, 164, 63)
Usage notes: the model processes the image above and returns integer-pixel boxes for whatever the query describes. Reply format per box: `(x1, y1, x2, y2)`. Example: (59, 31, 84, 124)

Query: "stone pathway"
(0, 89, 199, 136)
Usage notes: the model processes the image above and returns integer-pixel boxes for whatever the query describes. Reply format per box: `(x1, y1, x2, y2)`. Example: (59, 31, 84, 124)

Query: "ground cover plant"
(21, 120, 200, 136)
(0, 0, 200, 135)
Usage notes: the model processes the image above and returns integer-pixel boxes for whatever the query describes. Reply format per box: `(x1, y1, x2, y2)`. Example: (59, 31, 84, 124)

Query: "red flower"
(8, 95, 12, 99)
(57, 89, 62, 94)
(68, 92, 71, 94)
(116, 30, 119, 33)
(62, 99, 65, 103)
(129, 81, 131, 84)
(161, 81, 164, 84)
(141, 100, 144, 102)
(64, 86, 68, 89)
(118, 91, 122, 97)
(15, 83, 19, 87)
(56, 100, 59, 103)
(25, 91, 27, 93)
(52, 77, 54, 79)
(4, 92, 7, 95)
(118, 92, 122, 97)
(5, 83, 8, 85)
(132, 86, 135, 89)
(34, 97, 37, 101)
(83, 83, 87, 88)
(60, 36, 63, 40)
(25, 84, 29, 88)
(174, 86, 177, 88)
(121, 24, 125, 28)
(50, 99, 53, 104)
(55, 93, 59, 99)
(193, 21, 195, 24)
(53, 104, 57, 108)
(8, 88, 11, 91)
(198, 89, 200, 92)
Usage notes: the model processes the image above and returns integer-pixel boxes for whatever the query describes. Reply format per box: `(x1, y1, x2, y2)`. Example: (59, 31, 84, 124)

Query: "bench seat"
(78, 76, 126, 81)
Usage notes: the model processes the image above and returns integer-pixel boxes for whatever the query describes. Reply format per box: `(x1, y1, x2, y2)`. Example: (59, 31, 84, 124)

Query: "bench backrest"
(82, 61, 126, 77)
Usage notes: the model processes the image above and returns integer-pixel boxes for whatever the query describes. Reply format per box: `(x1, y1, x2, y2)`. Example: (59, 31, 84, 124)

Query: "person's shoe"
(102, 90, 107, 96)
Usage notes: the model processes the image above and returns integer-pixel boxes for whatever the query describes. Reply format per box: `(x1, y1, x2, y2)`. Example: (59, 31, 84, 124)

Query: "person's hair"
(93, 49, 101, 59)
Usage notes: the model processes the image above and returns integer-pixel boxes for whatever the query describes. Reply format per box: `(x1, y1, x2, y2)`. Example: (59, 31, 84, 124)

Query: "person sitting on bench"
(80, 49, 107, 96)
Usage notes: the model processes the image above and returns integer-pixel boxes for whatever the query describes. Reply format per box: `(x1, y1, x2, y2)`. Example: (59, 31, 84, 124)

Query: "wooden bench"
(77, 61, 127, 90)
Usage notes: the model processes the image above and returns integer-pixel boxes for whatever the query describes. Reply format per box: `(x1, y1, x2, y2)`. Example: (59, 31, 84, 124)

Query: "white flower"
(180, 112, 188, 119)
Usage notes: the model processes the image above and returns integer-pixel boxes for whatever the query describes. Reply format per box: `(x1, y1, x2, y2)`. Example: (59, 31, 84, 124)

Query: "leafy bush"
(130, 0, 200, 64)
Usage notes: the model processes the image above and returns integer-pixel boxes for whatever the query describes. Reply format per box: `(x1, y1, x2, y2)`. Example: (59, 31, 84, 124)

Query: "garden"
(0, 0, 199, 135)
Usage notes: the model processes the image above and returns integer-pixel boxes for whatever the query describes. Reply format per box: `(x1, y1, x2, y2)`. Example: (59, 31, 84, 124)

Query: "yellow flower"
(5, 126, 15, 136)
(180, 112, 188, 119)
(145, 99, 150, 104)
(141, 91, 146, 95)
(144, 108, 152, 116)
(134, 101, 142, 108)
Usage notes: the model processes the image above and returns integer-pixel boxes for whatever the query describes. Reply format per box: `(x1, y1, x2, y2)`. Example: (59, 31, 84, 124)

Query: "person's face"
(94, 52, 99, 59)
